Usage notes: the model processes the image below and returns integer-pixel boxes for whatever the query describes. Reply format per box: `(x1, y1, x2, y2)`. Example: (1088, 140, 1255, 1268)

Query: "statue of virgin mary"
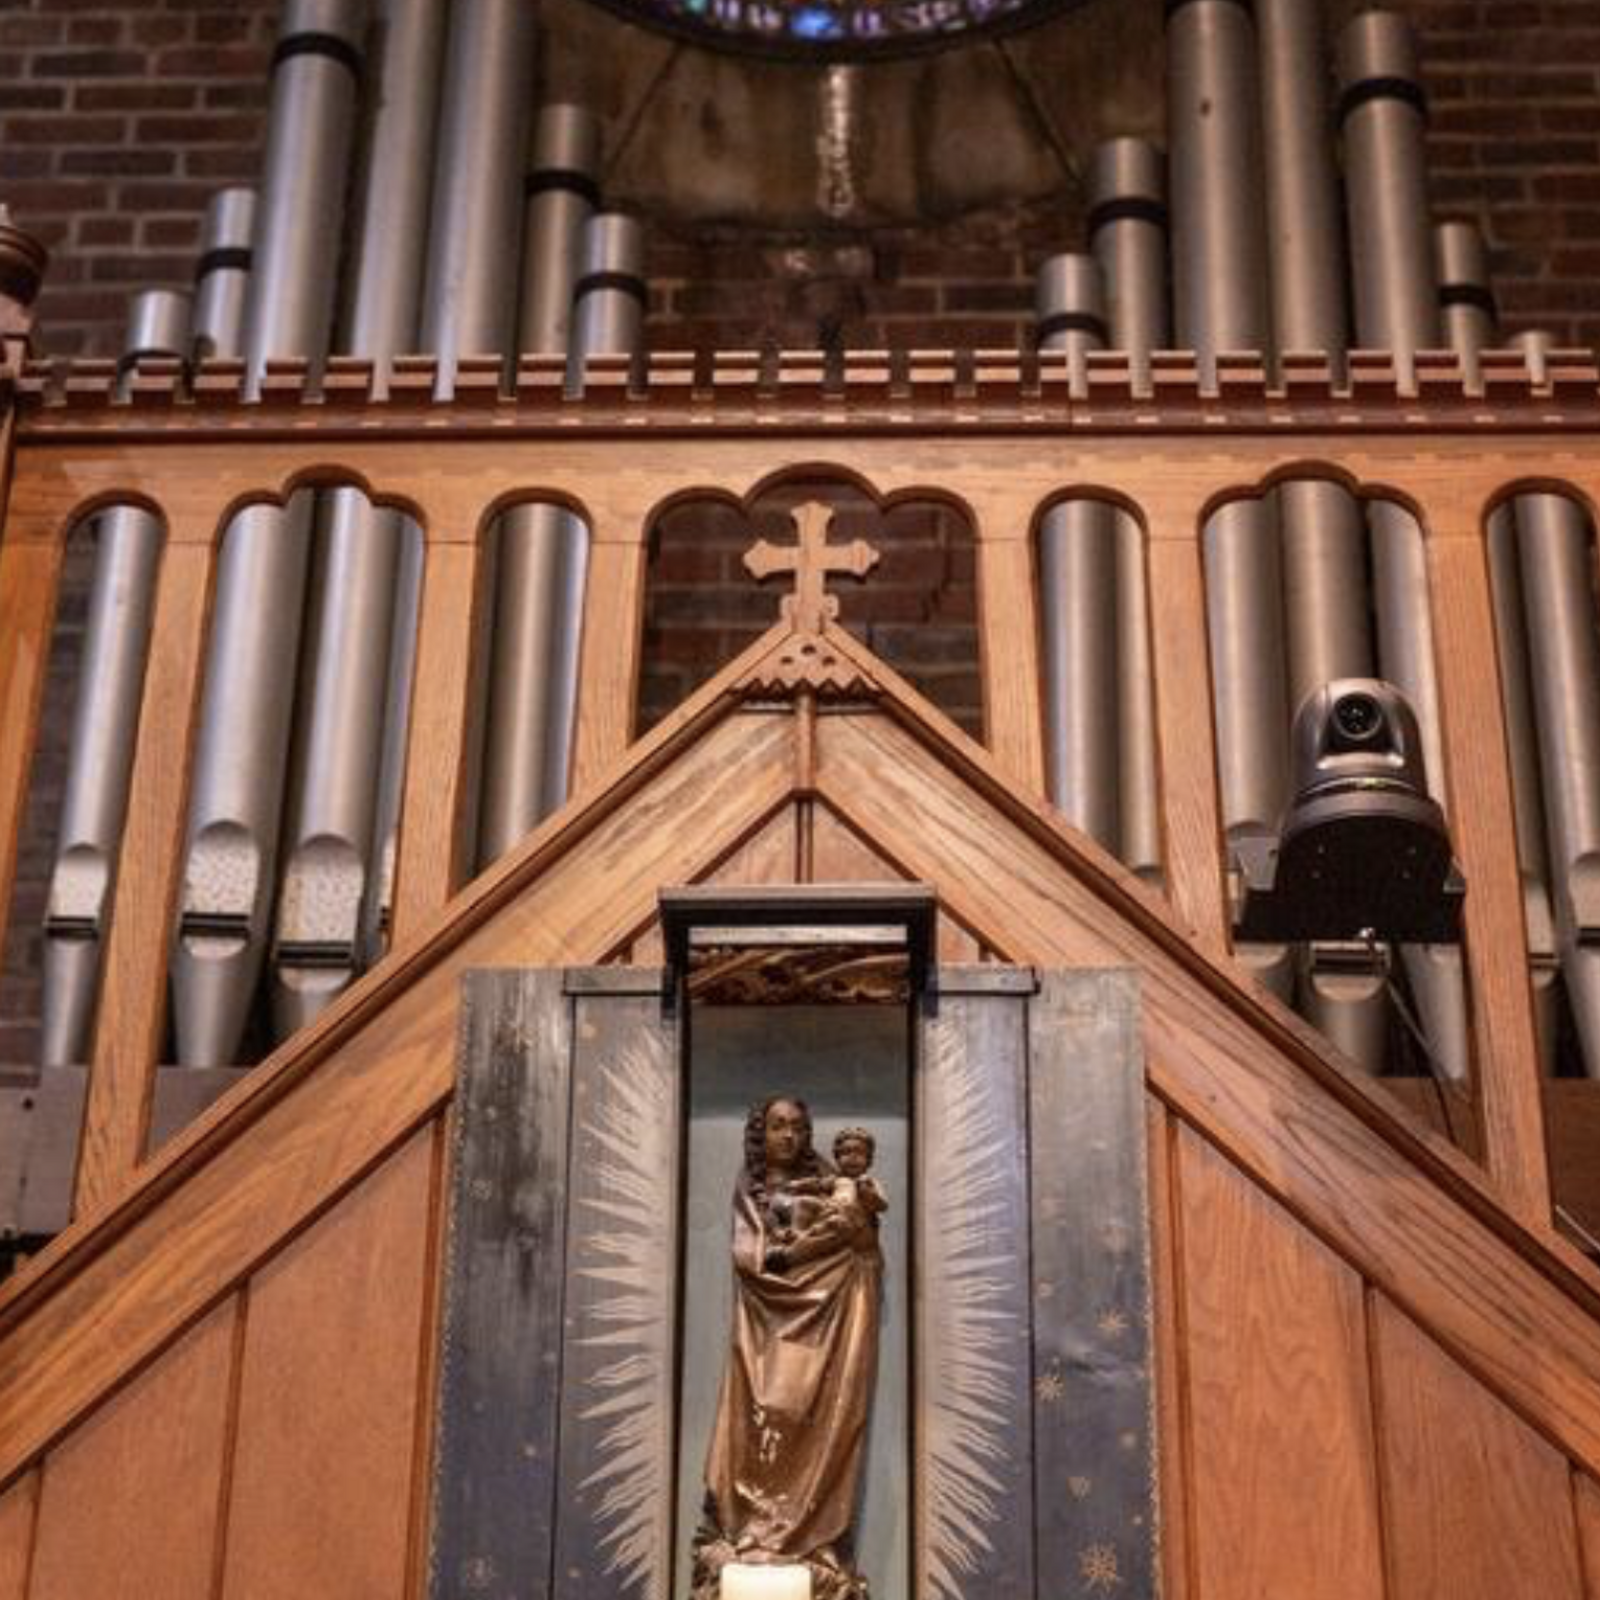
(691, 1095, 884, 1600)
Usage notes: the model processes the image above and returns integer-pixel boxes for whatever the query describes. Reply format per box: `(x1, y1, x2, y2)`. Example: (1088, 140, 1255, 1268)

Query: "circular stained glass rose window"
(584, 0, 1084, 60)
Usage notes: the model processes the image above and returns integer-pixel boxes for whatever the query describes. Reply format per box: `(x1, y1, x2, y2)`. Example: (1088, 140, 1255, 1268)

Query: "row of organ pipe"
(1035, 0, 1600, 1081)
(41, 0, 646, 1069)
(32, 0, 1600, 1092)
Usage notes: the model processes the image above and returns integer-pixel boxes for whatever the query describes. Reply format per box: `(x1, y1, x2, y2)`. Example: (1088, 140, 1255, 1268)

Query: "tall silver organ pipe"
(173, 0, 367, 1068)
(40, 291, 193, 1068)
(1256, 0, 1385, 1070)
(1435, 226, 1560, 1069)
(1510, 329, 1600, 1080)
(270, 0, 447, 1040)
(1167, 0, 1292, 999)
(474, 107, 604, 869)
(1035, 253, 1120, 854)
(1339, 8, 1470, 1080)
(1089, 138, 1167, 883)
(190, 188, 255, 362)
(420, 0, 536, 397)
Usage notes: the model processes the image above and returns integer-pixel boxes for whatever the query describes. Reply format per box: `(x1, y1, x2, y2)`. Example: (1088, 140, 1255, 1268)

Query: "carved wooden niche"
(429, 887, 1159, 1600)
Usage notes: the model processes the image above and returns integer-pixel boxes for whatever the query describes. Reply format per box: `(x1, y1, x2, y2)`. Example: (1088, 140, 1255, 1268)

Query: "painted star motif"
(1035, 1367, 1065, 1404)
(1097, 1307, 1131, 1339)
(1080, 1543, 1123, 1592)
(1067, 1475, 1092, 1500)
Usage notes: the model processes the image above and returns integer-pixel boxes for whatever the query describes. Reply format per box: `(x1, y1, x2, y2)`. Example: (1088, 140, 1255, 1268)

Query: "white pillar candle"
(719, 1562, 812, 1600)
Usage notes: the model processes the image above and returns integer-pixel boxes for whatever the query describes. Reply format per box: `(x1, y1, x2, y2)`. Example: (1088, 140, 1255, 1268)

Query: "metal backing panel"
(1028, 970, 1156, 1598)
(430, 969, 575, 1600)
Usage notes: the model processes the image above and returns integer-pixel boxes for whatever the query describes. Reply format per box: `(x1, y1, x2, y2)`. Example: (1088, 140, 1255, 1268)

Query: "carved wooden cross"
(743, 500, 881, 630)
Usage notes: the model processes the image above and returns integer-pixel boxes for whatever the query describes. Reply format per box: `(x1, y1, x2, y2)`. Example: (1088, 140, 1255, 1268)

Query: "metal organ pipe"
(475, 212, 645, 865)
(269, 0, 447, 1040)
(1510, 329, 1600, 1080)
(1339, 8, 1470, 1081)
(474, 107, 604, 869)
(40, 291, 192, 1068)
(1088, 138, 1167, 884)
(1035, 253, 1120, 854)
(172, 0, 367, 1068)
(1434, 227, 1561, 1070)
(190, 188, 255, 362)
(420, 0, 536, 397)
(1167, 0, 1293, 1000)
(1256, 0, 1386, 1072)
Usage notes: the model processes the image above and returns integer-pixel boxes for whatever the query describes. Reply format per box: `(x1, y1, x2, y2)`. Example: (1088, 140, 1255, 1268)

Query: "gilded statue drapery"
(692, 1100, 884, 1600)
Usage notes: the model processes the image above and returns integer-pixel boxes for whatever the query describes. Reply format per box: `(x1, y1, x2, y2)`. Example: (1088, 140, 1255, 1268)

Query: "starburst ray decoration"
(572, 1041, 678, 1599)
(921, 1022, 1022, 1600)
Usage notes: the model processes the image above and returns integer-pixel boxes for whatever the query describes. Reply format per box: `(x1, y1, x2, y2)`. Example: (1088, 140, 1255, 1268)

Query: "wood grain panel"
(29, 1298, 237, 1600)
(0, 1469, 38, 1600)
(1425, 519, 1551, 1227)
(1574, 1472, 1600, 1599)
(572, 538, 649, 795)
(706, 803, 799, 885)
(1177, 1127, 1386, 1600)
(392, 535, 484, 945)
(1142, 507, 1229, 958)
(76, 530, 217, 1216)
(1146, 1098, 1191, 1600)
(811, 798, 903, 882)
(0, 708, 792, 1491)
(1374, 1294, 1583, 1600)
(0, 529, 64, 1020)
(814, 707, 1600, 1483)
(219, 1130, 434, 1600)
(971, 529, 1044, 795)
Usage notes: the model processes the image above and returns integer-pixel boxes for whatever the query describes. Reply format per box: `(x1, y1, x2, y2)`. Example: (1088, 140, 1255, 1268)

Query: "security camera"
(1233, 679, 1465, 944)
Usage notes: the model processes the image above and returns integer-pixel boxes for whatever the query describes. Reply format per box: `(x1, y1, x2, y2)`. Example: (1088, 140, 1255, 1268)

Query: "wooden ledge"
(15, 346, 1600, 442)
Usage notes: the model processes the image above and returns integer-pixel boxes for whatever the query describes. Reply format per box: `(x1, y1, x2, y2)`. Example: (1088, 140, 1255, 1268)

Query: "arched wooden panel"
(28, 1298, 237, 1600)
(1372, 1296, 1584, 1600)
(0, 1469, 38, 1599)
(1177, 1125, 1386, 1600)
(218, 1127, 438, 1600)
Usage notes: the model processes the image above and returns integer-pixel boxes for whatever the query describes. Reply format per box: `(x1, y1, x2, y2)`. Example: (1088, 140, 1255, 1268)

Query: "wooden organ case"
(5, 308, 1600, 1600)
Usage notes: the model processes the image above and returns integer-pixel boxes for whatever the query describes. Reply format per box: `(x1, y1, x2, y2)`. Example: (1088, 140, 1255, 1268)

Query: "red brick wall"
(2, 0, 1597, 358)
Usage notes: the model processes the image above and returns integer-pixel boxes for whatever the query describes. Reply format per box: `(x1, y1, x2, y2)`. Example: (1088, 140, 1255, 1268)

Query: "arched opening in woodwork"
(1198, 471, 1478, 1132)
(1029, 489, 1161, 886)
(1479, 481, 1600, 1249)
(637, 472, 981, 739)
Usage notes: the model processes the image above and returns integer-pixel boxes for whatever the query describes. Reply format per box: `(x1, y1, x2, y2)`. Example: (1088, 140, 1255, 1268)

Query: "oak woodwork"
(1422, 508, 1552, 1228)
(571, 535, 649, 794)
(971, 523, 1043, 794)
(0, 524, 63, 993)
(0, 1469, 37, 1600)
(28, 1298, 237, 1600)
(1141, 500, 1229, 959)
(0, 707, 793, 1484)
(808, 707, 1600, 1476)
(219, 1129, 434, 1600)
(391, 533, 485, 944)
(1373, 1294, 1585, 1600)
(1574, 1472, 1600, 1599)
(74, 528, 218, 1217)
(1176, 1126, 1386, 1600)
(1145, 1100, 1191, 1600)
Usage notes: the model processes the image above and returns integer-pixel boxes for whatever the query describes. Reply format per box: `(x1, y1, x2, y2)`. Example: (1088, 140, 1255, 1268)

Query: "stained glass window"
(583, 0, 1083, 59)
